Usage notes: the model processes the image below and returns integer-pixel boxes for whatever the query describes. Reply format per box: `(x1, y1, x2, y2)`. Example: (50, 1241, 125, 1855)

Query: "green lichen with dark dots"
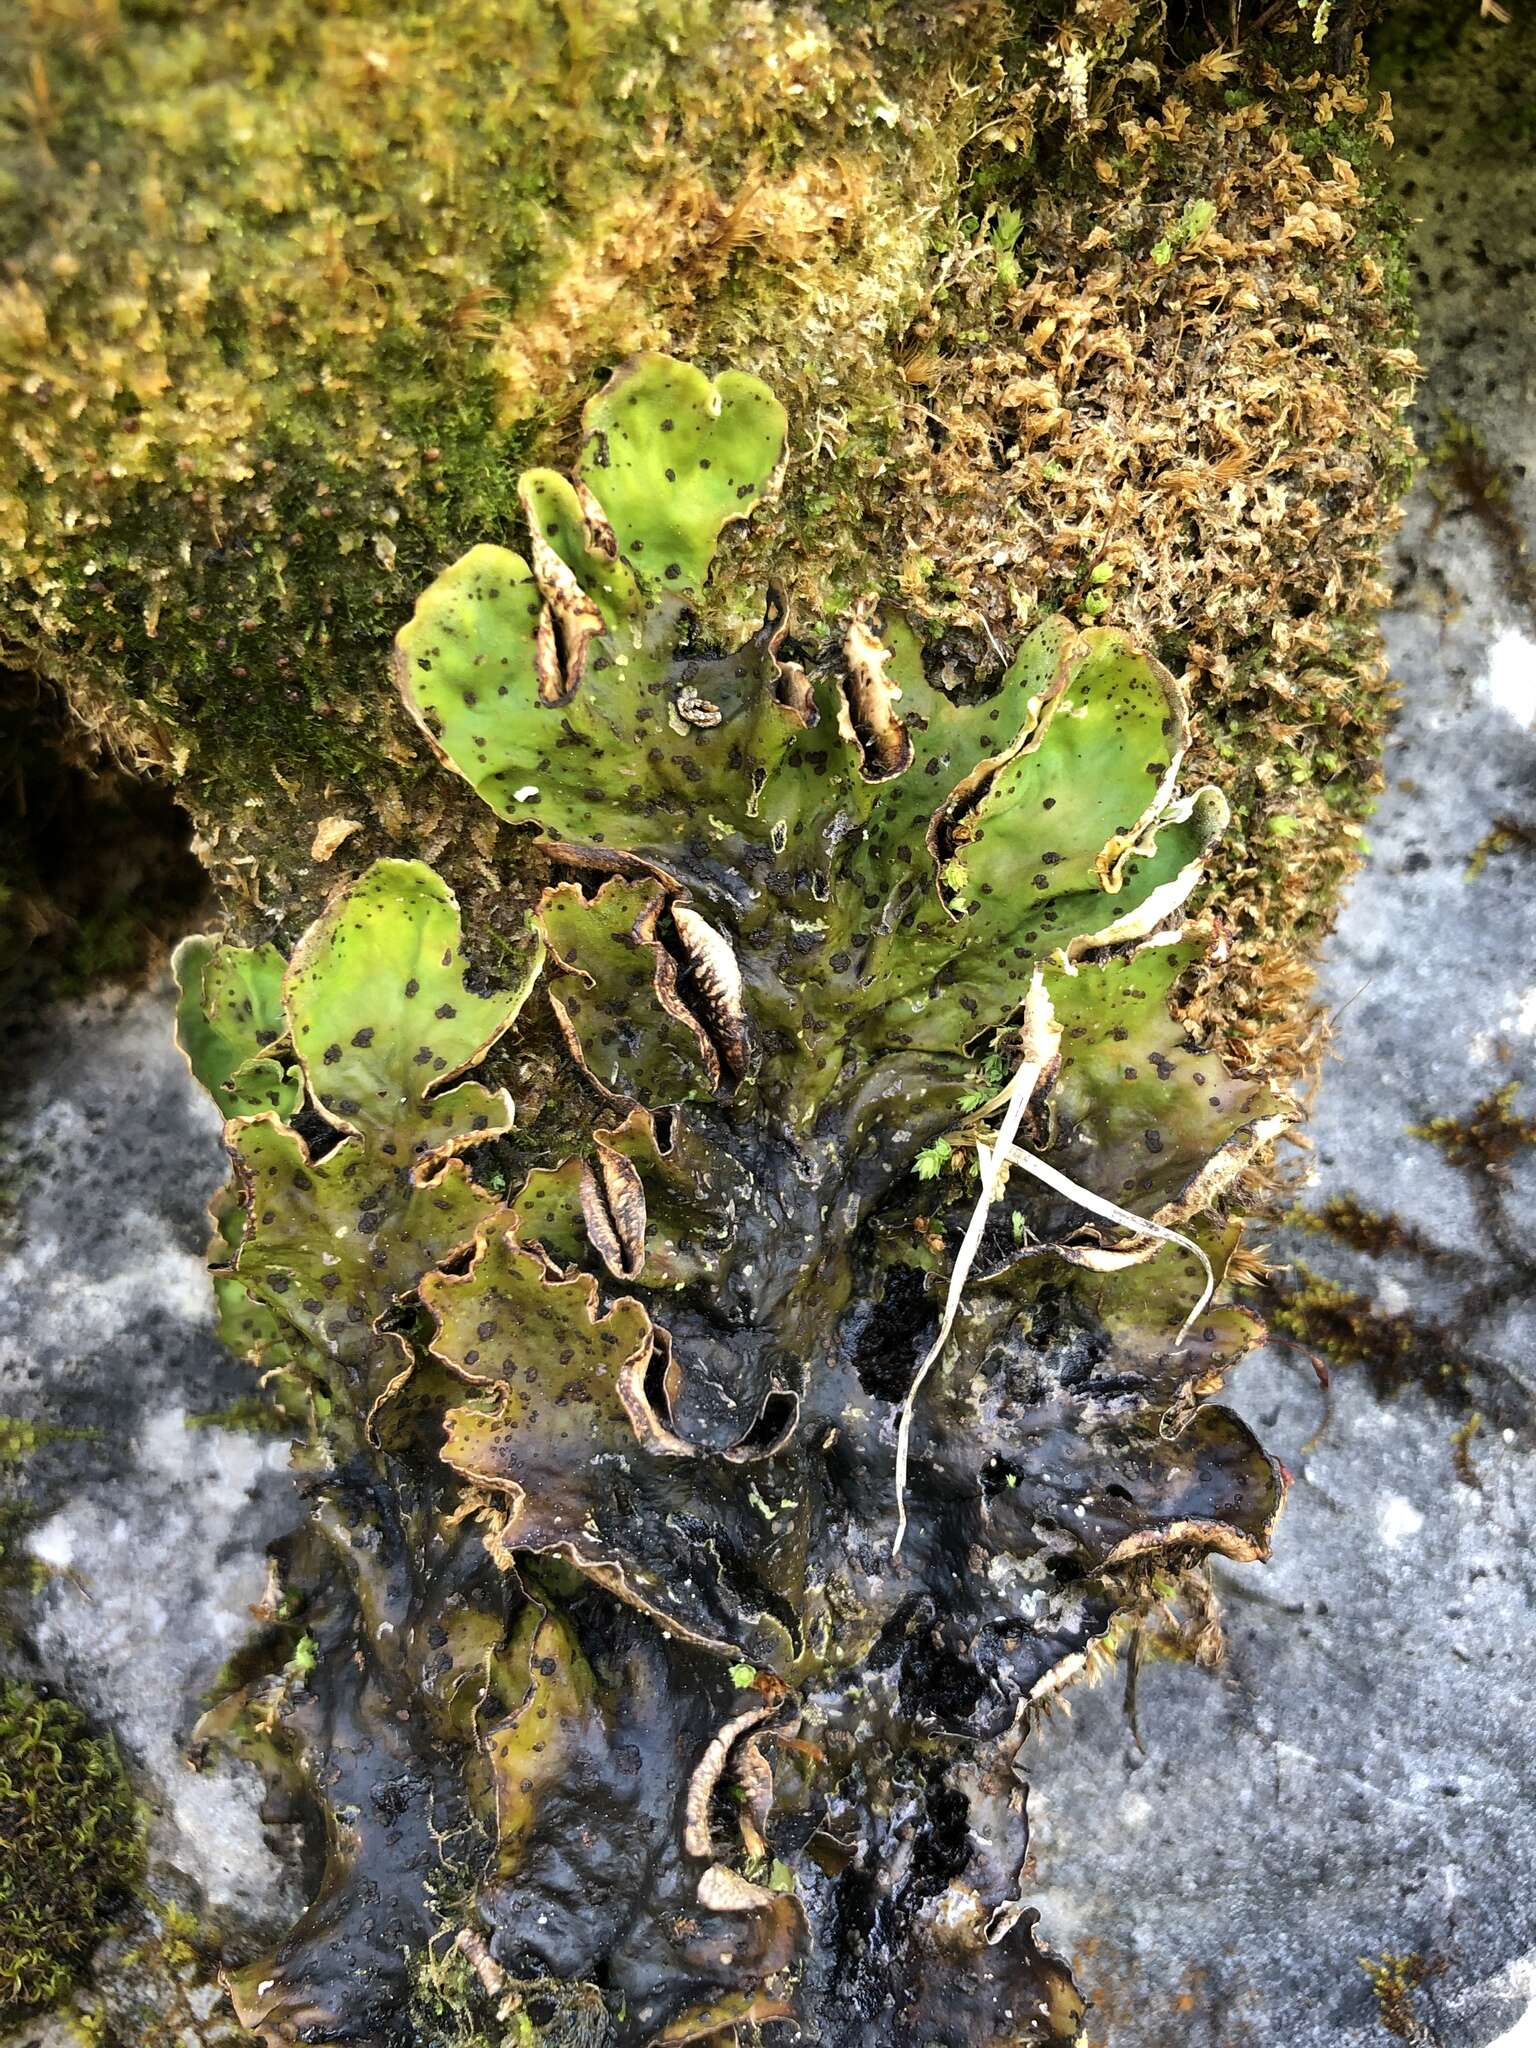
(0, 1681, 144, 2020)
(186, 352, 1295, 2048)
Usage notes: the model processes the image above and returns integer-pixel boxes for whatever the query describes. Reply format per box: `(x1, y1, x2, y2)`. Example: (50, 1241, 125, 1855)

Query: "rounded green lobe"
(1041, 931, 1287, 1226)
(578, 355, 788, 594)
(173, 933, 300, 1121)
(283, 858, 541, 1141)
(944, 632, 1187, 934)
(394, 542, 545, 820)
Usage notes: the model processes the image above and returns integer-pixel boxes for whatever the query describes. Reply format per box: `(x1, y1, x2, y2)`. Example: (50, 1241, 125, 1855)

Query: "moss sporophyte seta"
(174, 355, 1295, 2047)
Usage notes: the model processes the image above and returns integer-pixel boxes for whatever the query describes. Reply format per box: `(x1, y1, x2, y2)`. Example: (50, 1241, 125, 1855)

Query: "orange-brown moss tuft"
(1410, 1082, 1536, 1172)
(1358, 1949, 1445, 2042)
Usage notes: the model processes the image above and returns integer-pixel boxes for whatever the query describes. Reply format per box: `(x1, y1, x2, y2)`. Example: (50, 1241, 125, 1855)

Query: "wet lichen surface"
(159, 354, 1306, 2048)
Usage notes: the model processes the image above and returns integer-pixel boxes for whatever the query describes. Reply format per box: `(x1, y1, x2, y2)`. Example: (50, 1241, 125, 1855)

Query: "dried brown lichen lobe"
(1, 4, 1410, 1068)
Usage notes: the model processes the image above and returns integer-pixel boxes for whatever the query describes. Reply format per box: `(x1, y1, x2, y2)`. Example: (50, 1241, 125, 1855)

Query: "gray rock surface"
(0, 991, 302, 1938)
(1023, 19, 1536, 2048)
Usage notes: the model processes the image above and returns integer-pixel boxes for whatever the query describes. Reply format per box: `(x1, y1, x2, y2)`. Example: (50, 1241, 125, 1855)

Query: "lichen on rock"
(174, 352, 1299, 2047)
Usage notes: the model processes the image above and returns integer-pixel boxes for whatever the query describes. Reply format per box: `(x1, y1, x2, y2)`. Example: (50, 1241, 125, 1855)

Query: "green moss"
(0, 1415, 96, 1463)
(0, 1416, 45, 1464)
(0, 1501, 49, 1614)
(1466, 815, 1536, 880)
(1410, 1083, 1536, 1171)
(1270, 1261, 1482, 1405)
(185, 1393, 297, 1437)
(1, 1418, 100, 1628)
(1428, 413, 1536, 630)
(1, 1, 1416, 1123)
(0, 1682, 144, 2019)
(408, 1939, 579, 2048)
(0, 0, 969, 910)
(63, 1896, 266, 2048)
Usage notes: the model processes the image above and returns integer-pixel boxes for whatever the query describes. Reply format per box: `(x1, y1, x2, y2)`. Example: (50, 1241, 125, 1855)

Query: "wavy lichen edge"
(181, 354, 1293, 2048)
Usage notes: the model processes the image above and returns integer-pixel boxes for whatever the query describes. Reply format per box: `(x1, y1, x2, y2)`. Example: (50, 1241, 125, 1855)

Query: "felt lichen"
(0, 8, 1424, 2041)
(183, 353, 1296, 2048)
(0, 1681, 143, 2019)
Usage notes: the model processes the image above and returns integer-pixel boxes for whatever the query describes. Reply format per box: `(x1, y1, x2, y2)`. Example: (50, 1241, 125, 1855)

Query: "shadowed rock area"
(0, 993, 303, 2041)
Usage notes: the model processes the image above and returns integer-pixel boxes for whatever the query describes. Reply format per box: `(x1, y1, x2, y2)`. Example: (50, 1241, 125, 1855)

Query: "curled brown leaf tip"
(840, 615, 913, 780)
(685, 1701, 778, 1861)
(581, 1140, 648, 1280)
(697, 1864, 778, 1913)
(528, 526, 605, 705)
(671, 904, 750, 1082)
(576, 478, 620, 561)
(675, 685, 724, 728)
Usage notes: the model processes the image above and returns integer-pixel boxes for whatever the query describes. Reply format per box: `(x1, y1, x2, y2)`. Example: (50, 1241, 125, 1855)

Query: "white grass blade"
(891, 973, 1217, 1559)
(892, 974, 1058, 1559)
(994, 1141, 1215, 1342)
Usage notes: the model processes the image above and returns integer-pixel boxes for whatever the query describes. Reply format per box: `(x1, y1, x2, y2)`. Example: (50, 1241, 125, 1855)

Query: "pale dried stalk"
(991, 1140, 1215, 1340)
(892, 974, 1058, 1558)
(891, 975, 1217, 1558)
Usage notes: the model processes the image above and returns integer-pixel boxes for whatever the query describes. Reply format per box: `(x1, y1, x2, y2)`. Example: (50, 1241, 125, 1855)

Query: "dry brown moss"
(733, 51, 1416, 1081)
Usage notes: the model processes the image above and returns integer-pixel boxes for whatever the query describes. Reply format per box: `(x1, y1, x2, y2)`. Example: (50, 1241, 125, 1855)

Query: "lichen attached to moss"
(2, 2, 1414, 1096)
(180, 351, 1297, 2048)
